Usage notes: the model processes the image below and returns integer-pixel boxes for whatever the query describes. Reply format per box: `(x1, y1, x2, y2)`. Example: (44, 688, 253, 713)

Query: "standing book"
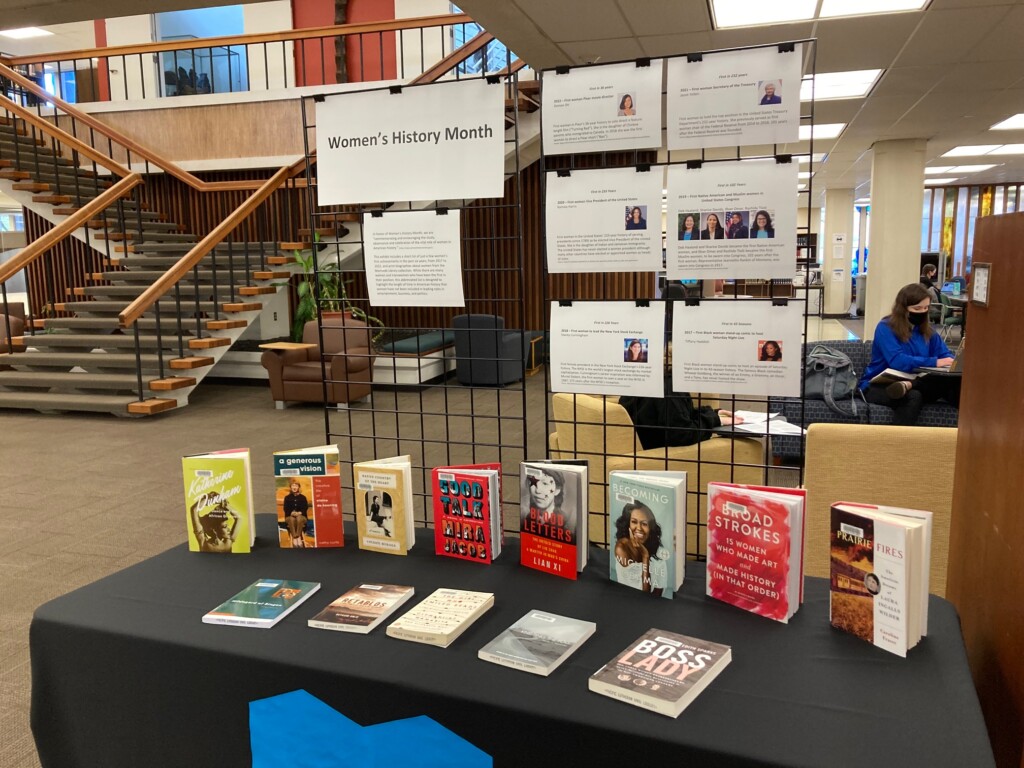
(274, 444, 345, 548)
(203, 578, 320, 628)
(307, 584, 415, 634)
(353, 455, 415, 555)
(607, 470, 687, 599)
(386, 588, 494, 648)
(519, 460, 588, 580)
(182, 448, 255, 554)
(432, 463, 502, 563)
(478, 610, 596, 676)
(706, 482, 806, 623)
(589, 629, 732, 718)
(829, 502, 931, 657)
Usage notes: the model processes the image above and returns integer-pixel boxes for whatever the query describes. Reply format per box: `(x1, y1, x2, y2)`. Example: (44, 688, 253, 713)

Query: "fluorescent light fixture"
(798, 153, 827, 163)
(798, 171, 813, 179)
(924, 166, 954, 174)
(855, 198, 870, 204)
(819, 0, 927, 18)
(949, 164, 997, 173)
(924, 178, 958, 185)
(800, 69, 882, 101)
(0, 26, 53, 39)
(797, 183, 808, 190)
(799, 123, 845, 140)
(988, 144, 1024, 155)
(710, 0, 817, 28)
(990, 114, 1024, 131)
(941, 145, 1000, 157)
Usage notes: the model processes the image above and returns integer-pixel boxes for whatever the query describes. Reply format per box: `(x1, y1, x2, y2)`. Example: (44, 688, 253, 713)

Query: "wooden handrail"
(0, 174, 143, 284)
(0, 93, 132, 177)
(4, 13, 472, 66)
(410, 31, 495, 85)
(118, 158, 305, 328)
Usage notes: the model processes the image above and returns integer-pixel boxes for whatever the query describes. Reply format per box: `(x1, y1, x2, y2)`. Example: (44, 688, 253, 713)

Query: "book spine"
(202, 616, 272, 629)
(307, 621, 372, 634)
(477, 652, 547, 676)
(587, 679, 673, 717)
(386, 627, 445, 646)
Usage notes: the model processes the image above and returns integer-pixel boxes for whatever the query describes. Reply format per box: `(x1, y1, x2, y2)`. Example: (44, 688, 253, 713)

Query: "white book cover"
(478, 610, 596, 676)
(386, 588, 494, 648)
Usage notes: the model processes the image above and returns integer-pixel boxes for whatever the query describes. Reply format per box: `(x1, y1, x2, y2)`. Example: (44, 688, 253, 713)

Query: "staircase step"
(223, 302, 263, 312)
(88, 219, 182, 232)
(97, 270, 249, 284)
(238, 286, 276, 296)
(0, 390, 147, 415)
(53, 206, 162, 219)
(148, 376, 197, 391)
(32, 194, 74, 205)
(77, 285, 239, 298)
(266, 256, 297, 265)
(169, 356, 215, 370)
(188, 337, 230, 349)
(0, 170, 31, 181)
(253, 271, 292, 280)
(0, 370, 192, 392)
(12, 181, 50, 192)
(57, 299, 232, 316)
(23, 332, 185, 350)
(94, 232, 197, 243)
(116, 241, 279, 254)
(127, 398, 179, 415)
(42, 316, 201, 334)
(0, 351, 168, 371)
(206, 319, 248, 330)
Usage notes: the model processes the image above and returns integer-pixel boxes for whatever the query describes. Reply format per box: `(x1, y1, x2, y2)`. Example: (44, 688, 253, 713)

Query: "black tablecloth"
(31, 516, 994, 768)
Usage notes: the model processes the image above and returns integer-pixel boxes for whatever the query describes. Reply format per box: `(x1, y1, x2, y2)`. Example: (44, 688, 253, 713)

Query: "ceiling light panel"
(799, 123, 846, 140)
(924, 167, 953, 174)
(710, 0, 817, 29)
(949, 164, 997, 173)
(0, 27, 53, 39)
(941, 145, 1000, 157)
(800, 69, 883, 101)
(987, 144, 1024, 155)
(990, 114, 1024, 131)
(819, 0, 927, 19)
(924, 178, 958, 185)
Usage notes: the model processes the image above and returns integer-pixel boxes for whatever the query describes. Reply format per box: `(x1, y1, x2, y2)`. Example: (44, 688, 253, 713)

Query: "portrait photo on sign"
(724, 210, 750, 240)
(623, 338, 649, 363)
(700, 212, 726, 240)
(617, 93, 636, 116)
(749, 209, 776, 239)
(625, 205, 648, 230)
(758, 80, 782, 105)
(758, 339, 783, 362)
(677, 212, 700, 242)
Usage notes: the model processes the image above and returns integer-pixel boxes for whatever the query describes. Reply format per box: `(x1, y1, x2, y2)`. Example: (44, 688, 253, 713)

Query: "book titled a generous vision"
(432, 463, 503, 564)
(706, 482, 806, 623)
(385, 588, 494, 648)
(519, 460, 589, 580)
(182, 448, 255, 554)
(589, 629, 732, 718)
(478, 610, 596, 676)
(607, 470, 687, 599)
(307, 583, 415, 634)
(830, 502, 932, 657)
(273, 445, 344, 549)
(203, 578, 321, 628)
(353, 455, 415, 555)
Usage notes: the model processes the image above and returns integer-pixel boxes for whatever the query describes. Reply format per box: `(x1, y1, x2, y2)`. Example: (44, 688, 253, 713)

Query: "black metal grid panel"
(539, 40, 819, 557)
(299, 67, 529, 536)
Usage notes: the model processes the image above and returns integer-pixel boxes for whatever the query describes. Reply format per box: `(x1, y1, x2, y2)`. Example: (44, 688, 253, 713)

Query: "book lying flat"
(869, 368, 920, 385)
(478, 610, 596, 676)
(203, 579, 321, 629)
(386, 588, 494, 648)
(308, 584, 415, 634)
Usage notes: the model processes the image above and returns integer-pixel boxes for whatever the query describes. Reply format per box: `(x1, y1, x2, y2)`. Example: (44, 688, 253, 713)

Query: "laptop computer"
(916, 336, 965, 375)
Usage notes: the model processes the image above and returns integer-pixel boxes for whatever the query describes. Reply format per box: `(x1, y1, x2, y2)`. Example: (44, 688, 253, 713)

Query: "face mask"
(908, 310, 929, 326)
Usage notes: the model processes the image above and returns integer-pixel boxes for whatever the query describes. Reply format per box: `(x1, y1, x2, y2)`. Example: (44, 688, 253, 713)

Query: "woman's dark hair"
(528, 467, 565, 508)
(923, 264, 937, 277)
(888, 282, 933, 342)
(680, 213, 697, 233)
(759, 340, 781, 361)
(631, 206, 642, 218)
(750, 210, 774, 235)
(619, 93, 633, 110)
(614, 502, 664, 559)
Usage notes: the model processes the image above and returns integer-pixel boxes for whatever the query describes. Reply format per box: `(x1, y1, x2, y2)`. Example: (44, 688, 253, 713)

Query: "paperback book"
(308, 584, 415, 634)
(274, 444, 344, 549)
(478, 610, 596, 676)
(353, 455, 415, 555)
(203, 578, 320, 628)
(607, 470, 687, 599)
(385, 588, 494, 648)
(519, 460, 589, 580)
(830, 502, 931, 657)
(589, 629, 732, 718)
(706, 482, 806, 623)
(182, 448, 255, 554)
(432, 463, 502, 564)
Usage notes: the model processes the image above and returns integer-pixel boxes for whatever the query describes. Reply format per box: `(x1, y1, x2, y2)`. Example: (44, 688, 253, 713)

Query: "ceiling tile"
(513, 0, 628, 43)
(558, 36, 646, 66)
(638, 32, 714, 58)
(871, 66, 946, 97)
(895, 6, 1009, 66)
(618, 0, 711, 37)
(708, 22, 816, 52)
(810, 15, 922, 72)
(962, 6, 1024, 62)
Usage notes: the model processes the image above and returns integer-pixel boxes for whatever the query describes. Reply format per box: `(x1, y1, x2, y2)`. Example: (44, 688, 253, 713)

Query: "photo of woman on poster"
(759, 339, 782, 361)
(758, 80, 782, 105)
(678, 213, 699, 242)
(617, 93, 636, 116)
(701, 212, 725, 240)
(750, 210, 775, 239)
(625, 205, 647, 230)
(624, 338, 649, 363)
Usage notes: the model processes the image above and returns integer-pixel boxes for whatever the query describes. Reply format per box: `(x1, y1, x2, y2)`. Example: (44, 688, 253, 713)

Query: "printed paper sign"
(671, 300, 802, 397)
(550, 301, 665, 398)
(666, 159, 798, 279)
(666, 44, 802, 150)
(363, 210, 465, 307)
(546, 166, 663, 274)
(316, 79, 505, 205)
(542, 60, 664, 155)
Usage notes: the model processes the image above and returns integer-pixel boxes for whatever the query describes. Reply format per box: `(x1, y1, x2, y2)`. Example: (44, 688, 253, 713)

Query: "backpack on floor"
(804, 344, 864, 417)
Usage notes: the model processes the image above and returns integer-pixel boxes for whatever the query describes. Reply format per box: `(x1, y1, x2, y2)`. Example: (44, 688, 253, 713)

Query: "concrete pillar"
(822, 188, 855, 315)
(864, 139, 926, 338)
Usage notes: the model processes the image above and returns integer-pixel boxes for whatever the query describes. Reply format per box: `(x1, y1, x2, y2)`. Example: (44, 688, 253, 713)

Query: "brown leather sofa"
(261, 317, 374, 407)
(0, 300, 25, 357)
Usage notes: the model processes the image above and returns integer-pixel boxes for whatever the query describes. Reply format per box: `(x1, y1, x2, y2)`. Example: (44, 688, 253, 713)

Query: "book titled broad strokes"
(829, 502, 931, 657)
(308, 584, 415, 634)
(274, 445, 345, 549)
(353, 455, 415, 555)
(182, 448, 255, 554)
(607, 471, 687, 599)
(589, 629, 732, 718)
(432, 463, 502, 564)
(478, 610, 596, 676)
(203, 578, 320, 628)
(386, 588, 494, 648)
(519, 460, 589, 580)
(706, 482, 806, 623)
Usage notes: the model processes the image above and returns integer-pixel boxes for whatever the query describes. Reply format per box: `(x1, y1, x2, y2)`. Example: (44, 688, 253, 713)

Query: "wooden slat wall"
(24, 209, 105, 317)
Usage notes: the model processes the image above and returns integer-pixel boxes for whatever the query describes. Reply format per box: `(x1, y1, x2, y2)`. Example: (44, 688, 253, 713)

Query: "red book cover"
(432, 465, 500, 564)
(519, 462, 583, 580)
(273, 446, 344, 548)
(705, 484, 799, 622)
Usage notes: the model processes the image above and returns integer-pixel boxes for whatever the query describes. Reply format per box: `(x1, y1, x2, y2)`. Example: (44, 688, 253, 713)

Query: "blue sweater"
(859, 320, 952, 390)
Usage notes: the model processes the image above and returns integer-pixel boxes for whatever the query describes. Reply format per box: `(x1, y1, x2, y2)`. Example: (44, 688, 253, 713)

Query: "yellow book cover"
(182, 448, 255, 553)
(353, 455, 414, 555)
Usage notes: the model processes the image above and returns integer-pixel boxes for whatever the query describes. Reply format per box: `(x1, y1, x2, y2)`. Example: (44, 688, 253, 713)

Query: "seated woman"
(619, 374, 741, 449)
(859, 282, 958, 426)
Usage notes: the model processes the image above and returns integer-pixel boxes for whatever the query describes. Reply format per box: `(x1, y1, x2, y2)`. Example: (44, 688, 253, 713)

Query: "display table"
(31, 516, 993, 768)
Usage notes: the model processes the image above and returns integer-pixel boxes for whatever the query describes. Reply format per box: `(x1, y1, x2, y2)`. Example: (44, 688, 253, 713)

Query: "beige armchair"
(261, 317, 374, 407)
(803, 423, 956, 597)
(549, 392, 765, 552)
